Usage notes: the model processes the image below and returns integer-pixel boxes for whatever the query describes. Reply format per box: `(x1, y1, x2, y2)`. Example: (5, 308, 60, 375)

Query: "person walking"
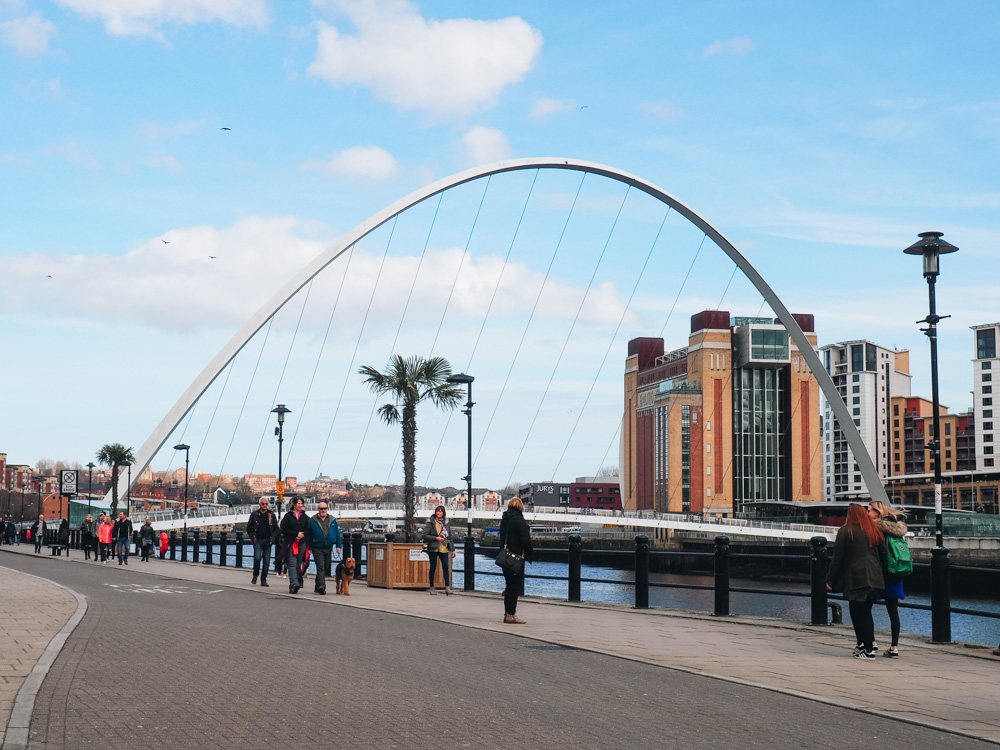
(279, 497, 310, 594)
(246, 497, 279, 587)
(421, 505, 455, 595)
(57, 518, 70, 554)
(499, 497, 533, 624)
(139, 518, 155, 562)
(31, 514, 46, 553)
(98, 515, 113, 563)
(113, 511, 133, 565)
(307, 502, 341, 595)
(827, 503, 886, 659)
(80, 515, 94, 560)
(870, 500, 908, 658)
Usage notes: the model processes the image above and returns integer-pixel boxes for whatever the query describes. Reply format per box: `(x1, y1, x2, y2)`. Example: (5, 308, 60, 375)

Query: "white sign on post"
(60, 469, 78, 495)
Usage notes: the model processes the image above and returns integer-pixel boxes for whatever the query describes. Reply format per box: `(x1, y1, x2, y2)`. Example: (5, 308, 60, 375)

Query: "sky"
(2, 0, 999, 490)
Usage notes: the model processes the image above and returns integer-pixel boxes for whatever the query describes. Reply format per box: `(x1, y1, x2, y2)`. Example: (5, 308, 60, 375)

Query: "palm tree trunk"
(110, 466, 119, 516)
(402, 399, 417, 542)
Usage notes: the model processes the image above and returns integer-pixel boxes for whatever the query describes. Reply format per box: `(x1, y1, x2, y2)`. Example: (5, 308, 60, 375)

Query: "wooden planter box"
(366, 542, 449, 589)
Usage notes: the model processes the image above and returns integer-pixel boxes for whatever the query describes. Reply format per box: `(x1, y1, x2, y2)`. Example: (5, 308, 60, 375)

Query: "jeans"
(253, 540, 272, 579)
(428, 551, 451, 588)
(34, 535, 42, 553)
(100, 542, 111, 562)
(502, 568, 524, 615)
(312, 548, 331, 592)
(286, 541, 306, 589)
(849, 598, 877, 650)
(116, 538, 129, 563)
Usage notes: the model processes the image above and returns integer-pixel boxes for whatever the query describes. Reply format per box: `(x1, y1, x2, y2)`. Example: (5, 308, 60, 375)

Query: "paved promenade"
(2, 544, 999, 746)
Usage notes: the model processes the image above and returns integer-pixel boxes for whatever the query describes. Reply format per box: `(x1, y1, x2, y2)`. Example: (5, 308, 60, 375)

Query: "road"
(5, 554, 992, 750)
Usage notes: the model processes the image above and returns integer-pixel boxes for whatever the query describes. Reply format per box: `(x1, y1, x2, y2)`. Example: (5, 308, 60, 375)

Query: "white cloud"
(0, 13, 56, 55)
(140, 118, 209, 141)
(43, 141, 100, 169)
(639, 99, 680, 122)
(702, 36, 754, 57)
(457, 126, 511, 166)
(530, 97, 575, 122)
(53, 0, 268, 37)
(301, 144, 399, 182)
(147, 154, 185, 173)
(309, 0, 542, 117)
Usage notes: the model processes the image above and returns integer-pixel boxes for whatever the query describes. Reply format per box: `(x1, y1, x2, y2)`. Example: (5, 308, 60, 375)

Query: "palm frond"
(377, 403, 401, 425)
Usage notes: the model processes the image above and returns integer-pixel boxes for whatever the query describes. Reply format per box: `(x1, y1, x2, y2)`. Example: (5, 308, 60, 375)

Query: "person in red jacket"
(159, 531, 169, 559)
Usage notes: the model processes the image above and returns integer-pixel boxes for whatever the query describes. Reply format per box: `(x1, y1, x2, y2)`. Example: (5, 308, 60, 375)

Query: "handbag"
(494, 525, 524, 575)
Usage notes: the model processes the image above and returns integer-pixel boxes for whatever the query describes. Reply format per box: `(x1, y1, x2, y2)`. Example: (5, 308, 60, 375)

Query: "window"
(946, 462, 952, 470)
(985, 386, 993, 394)
(893, 419, 899, 426)
(851, 344, 864, 372)
(984, 361, 992, 370)
(893, 404, 899, 416)
(945, 423, 951, 435)
(894, 441, 899, 450)
(945, 450, 952, 458)
(985, 410, 993, 418)
(945, 438, 951, 447)
(986, 398, 993, 406)
(852, 374, 860, 383)
(853, 408, 860, 416)
(977, 328, 996, 359)
(985, 434, 994, 443)
(894, 430, 899, 438)
(987, 458, 996, 467)
(853, 397, 860, 404)
(750, 329, 789, 360)
(985, 422, 994, 431)
(866, 343, 877, 371)
(853, 385, 860, 394)
(986, 447, 994, 455)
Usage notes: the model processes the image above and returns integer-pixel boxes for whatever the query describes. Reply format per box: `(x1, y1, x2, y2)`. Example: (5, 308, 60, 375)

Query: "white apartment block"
(972, 323, 999, 471)
(821, 341, 911, 500)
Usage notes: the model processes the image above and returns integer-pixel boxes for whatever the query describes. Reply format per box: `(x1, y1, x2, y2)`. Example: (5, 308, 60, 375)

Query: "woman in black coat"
(827, 503, 886, 659)
(498, 497, 533, 624)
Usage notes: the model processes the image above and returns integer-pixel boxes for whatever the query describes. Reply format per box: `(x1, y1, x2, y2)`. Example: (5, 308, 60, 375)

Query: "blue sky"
(2, 0, 998, 489)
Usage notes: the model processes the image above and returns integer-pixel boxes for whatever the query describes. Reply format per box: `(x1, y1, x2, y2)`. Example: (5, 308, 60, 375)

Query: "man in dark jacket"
(307, 503, 341, 595)
(112, 511, 133, 565)
(246, 497, 279, 587)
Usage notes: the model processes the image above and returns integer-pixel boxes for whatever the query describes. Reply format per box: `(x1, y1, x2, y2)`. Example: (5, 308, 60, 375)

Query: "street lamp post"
(271, 405, 291, 517)
(86, 462, 95, 516)
(173, 444, 190, 531)
(904, 230, 958, 643)
(447, 373, 475, 591)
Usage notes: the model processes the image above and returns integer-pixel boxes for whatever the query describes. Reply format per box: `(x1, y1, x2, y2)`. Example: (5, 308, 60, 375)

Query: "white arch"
(113, 158, 887, 506)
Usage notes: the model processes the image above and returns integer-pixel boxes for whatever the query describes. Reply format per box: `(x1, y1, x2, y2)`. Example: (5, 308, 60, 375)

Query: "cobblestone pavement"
(0, 565, 79, 748)
(2, 547, 999, 749)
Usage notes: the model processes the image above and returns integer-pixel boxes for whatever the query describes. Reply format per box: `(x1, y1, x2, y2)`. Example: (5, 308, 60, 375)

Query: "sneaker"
(853, 650, 876, 660)
(884, 647, 899, 658)
(251, 576, 258, 585)
(852, 645, 866, 656)
(870, 642, 879, 653)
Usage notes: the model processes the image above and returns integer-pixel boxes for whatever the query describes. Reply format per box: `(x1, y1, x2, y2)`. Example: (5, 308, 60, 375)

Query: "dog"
(335, 558, 356, 595)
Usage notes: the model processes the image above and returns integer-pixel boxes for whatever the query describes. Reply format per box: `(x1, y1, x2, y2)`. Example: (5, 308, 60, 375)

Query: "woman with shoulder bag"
(498, 497, 533, 624)
(421, 505, 455, 595)
(826, 503, 886, 659)
(870, 500, 908, 658)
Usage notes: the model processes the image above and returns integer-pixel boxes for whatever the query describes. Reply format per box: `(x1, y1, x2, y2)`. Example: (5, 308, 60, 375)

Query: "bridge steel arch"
(113, 158, 888, 507)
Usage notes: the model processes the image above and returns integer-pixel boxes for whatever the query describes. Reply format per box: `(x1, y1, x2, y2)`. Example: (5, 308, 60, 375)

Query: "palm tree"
(96, 443, 135, 516)
(359, 355, 464, 542)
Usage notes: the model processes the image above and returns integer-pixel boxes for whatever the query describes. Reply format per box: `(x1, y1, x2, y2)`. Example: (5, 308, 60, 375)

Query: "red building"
(569, 478, 622, 510)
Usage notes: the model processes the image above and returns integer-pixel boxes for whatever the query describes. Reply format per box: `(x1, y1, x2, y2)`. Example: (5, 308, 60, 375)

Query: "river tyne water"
(184, 543, 1000, 646)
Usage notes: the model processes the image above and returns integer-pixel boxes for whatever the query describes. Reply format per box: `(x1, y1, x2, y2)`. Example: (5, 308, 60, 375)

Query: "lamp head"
(446, 373, 474, 385)
(272, 404, 291, 423)
(904, 231, 958, 278)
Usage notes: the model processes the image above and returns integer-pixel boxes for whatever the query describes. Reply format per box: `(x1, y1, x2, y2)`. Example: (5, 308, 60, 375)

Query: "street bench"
(47, 544, 68, 556)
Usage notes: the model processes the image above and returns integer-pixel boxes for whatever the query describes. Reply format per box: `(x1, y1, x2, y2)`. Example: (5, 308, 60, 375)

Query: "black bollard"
(634, 534, 649, 609)
(219, 531, 228, 567)
(193, 531, 201, 563)
(809, 536, 829, 626)
(170, 530, 177, 561)
(714, 535, 730, 617)
(181, 531, 188, 562)
(568, 534, 582, 602)
(931, 545, 952, 643)
(235, 531, 244, 569)
(352, 531, 364, 578)
(204, 531, 213, 565)
(464, 534, 476, 592)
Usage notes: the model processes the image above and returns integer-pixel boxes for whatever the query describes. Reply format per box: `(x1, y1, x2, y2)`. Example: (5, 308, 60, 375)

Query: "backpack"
(886, 535, 913, 577)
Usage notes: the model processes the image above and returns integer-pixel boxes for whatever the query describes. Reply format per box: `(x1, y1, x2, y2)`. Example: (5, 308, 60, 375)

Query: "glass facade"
(654, 406, 668, 512)
(978, 329, 996, 360)
(681, 405, 691, 512)
(733, 366, 787, 511)
(750, 329, 789, 360)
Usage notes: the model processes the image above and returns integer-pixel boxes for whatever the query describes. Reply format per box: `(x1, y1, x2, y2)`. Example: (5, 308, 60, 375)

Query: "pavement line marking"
(1, 566, 88, 750)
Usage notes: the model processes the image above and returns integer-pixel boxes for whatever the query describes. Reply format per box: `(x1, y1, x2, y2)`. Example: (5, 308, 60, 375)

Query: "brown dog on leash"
(335, 558, 356, 595)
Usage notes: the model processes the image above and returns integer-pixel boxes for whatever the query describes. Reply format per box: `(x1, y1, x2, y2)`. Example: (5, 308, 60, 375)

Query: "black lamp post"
(126, 462, 132, 517)
(271, 404, 291, 517)
(904, 230, 958, 643)
(86, 462, 95, 516)
(446, 373, 475, 591)
(173, 444, 190, 530)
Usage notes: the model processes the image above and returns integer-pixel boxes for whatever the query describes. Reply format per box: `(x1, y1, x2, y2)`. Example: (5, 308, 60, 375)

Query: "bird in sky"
(209, 255, 217, 259)
(580, 105, 588, 110)
(220, 127, 231, 131)
(161, 239, 170, 244)
(46, 275, 52, 278)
